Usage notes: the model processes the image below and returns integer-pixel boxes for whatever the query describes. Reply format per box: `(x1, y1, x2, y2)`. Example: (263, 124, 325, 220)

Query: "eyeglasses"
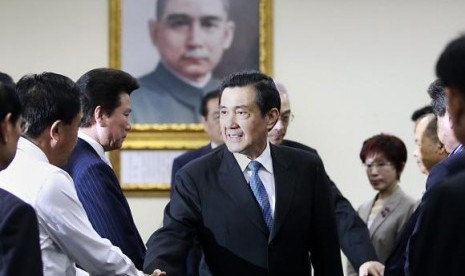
(279, 113, 294, 126)
(364, 161, 392, 171)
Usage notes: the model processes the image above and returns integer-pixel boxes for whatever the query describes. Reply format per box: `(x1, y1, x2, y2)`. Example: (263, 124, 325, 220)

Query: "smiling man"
(144, 71, 343, 275)
(130, 0, 235, 123)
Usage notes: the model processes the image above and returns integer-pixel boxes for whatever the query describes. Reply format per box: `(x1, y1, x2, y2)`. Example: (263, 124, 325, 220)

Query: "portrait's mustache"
(183, 49, 209, 59)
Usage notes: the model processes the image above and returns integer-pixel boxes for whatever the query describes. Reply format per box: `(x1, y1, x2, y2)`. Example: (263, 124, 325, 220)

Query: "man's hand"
(147, 269, 166, 276)
(359, 261, 384, 276)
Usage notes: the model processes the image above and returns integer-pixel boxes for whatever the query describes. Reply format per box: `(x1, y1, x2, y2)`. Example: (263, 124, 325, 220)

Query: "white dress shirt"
(0, 138, 144, 276)
(78, 131, 112, 167)
(233, 142, 276, 215)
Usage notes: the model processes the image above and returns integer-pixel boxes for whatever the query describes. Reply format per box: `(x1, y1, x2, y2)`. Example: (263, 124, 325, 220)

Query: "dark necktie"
(248, 160, 273, 232)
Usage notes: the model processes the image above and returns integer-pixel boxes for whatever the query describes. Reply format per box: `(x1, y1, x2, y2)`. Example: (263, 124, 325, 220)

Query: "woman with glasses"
(347, 133, 416, 276)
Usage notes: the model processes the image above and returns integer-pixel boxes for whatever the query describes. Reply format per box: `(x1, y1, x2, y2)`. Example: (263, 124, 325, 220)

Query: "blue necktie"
(248, 160, 273, 232)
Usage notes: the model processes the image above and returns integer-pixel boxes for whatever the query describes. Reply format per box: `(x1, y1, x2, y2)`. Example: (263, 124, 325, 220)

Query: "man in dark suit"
(405, 34, 465, 276)
(269, 82, 383, 276)
(64, 68, 146, 269)
(384, 79, 465, 276)
(0, 75, 42, 275)
(171, 89, 224, 185)
(144, 71, 343, 275)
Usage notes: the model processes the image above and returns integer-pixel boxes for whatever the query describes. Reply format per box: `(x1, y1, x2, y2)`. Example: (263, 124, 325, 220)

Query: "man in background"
(64, 68, 146, 269)
(412, 110, 447, 175)
(406, 34, 465, 276)
(130, 0, 235, 123)
(171, 89, 223, 184)
(384, 79, 465, 276)
(0, 74, 42, 275)
(268, 82, 384, 276)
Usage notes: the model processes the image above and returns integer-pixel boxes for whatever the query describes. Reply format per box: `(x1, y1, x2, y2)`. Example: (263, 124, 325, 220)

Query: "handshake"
(147, 269, 166, 276)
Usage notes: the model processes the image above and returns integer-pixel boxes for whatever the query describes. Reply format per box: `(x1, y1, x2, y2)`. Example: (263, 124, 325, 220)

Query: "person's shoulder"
(272, 143, 322, 166)
(281, 139, 318, 154)
(175, 144, 211, 162)
(0, 188, 30, 210)
(181, 145, 226, 171)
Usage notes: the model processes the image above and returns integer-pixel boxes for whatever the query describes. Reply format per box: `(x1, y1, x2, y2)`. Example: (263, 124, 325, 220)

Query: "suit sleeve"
(144, 169, 200, 274)
(309, 162, 344, 275)
(405, 183, 458, 276)
(328, 176, 378, 270)
(73, 163, 146, 269)
(171, 157, 182, 188)
(0, 202, 43, 276)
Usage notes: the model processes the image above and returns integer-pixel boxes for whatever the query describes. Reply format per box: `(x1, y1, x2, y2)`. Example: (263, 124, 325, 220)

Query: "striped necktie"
(248, 160, 273, 232)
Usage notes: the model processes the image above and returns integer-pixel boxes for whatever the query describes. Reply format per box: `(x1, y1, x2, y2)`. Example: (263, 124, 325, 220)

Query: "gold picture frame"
(108, 0, 273, 195)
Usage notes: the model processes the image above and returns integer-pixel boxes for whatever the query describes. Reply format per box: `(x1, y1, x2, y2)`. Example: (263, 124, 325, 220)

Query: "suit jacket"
(347, 187, 416, 276)
(282, 139, 378, 270)
(64, 138, 146, 269)
(144, 145, 343, 276)
(0, 188, 43, 275)
(130, 63, 221, 123)
(406, 170, 465, 276)
(171, 144, 215, 186)
(384, 149, 465, 276)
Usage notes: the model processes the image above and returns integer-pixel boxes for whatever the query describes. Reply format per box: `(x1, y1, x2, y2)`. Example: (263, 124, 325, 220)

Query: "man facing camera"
(64, 68, 146, 269)
(144, 71, 343, 275)
(130, 0, 235, 123)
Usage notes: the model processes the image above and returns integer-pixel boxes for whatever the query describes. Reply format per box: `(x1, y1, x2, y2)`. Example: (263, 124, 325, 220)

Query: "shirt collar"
(78, 131, 112, 166)
(233, 142, 274, 174)
(17, 137, 49, 163)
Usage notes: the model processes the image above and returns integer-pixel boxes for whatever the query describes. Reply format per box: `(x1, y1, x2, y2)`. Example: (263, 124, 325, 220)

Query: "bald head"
(413, 113, 447, 174)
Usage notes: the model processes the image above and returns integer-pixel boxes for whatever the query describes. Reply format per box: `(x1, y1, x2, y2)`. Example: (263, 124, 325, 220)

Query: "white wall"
(1, 0, 464, 261)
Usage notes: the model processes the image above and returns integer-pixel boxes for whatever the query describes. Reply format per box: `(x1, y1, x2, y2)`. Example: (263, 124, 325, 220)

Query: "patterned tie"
(248, 160, 273, 232)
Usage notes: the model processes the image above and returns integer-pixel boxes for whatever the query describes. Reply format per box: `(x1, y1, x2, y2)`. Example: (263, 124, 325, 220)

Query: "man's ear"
(437, 141, 447, 155)
(49, 120, 62, 146)
(222, 21, 236, 50)
(266, 108, 280, 132)
(94, 106, 108, 127)
(0, 113, 12, 144)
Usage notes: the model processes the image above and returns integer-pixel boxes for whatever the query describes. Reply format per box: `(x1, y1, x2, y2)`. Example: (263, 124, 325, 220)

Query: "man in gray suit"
(130, 0, 235, 123)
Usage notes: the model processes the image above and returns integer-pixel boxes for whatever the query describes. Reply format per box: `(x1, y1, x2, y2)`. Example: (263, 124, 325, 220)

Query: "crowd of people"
(1, 1, 465, 274)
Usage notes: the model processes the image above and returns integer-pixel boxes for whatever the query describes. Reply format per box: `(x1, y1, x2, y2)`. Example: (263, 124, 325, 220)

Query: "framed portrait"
(109, 0, 273, 194)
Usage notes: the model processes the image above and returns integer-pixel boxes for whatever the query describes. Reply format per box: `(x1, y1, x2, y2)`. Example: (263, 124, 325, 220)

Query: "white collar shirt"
(233, 142, 276, 215)
(0, 137, 143, 276)
(78, 131, 112, 167)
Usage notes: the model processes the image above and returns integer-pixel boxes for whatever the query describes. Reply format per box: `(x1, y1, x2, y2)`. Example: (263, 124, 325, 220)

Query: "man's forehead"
(162, 0, 228, 19)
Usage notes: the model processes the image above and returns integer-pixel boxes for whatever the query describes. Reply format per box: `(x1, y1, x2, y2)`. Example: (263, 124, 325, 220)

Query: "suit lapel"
(269, 145, 295, 241)
(369, 187, 403, 237)
(217, 148, 269, 236)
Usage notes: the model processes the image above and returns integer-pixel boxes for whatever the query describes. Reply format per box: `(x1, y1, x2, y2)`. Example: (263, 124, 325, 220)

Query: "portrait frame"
(108, 0, 273, 195)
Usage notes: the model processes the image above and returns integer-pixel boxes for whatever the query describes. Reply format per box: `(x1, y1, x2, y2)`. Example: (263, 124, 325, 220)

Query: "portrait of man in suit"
(119, 0, 261, 123)
(144, 71, 343, 275)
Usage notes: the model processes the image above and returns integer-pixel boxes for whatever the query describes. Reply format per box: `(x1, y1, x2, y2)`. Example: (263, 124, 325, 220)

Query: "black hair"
(200, 89, 220, 117)
(436, 34, 465, 95)
(77, 68, 139, 127)
(16, 72, 81, 138)
(219, 70, 281, 116)
(411, 105, 433, 122)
